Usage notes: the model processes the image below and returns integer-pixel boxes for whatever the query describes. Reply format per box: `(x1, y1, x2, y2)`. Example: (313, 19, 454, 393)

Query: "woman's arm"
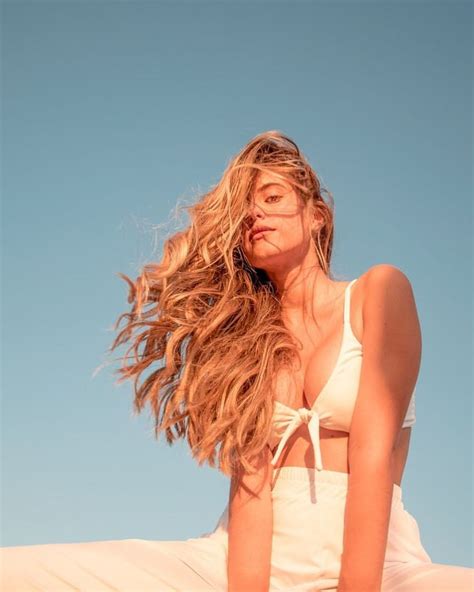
(227, 443, 273, 592)
(338, 265, 422, 592)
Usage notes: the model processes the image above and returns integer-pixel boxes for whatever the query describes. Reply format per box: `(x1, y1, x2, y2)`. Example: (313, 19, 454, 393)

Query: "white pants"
(1, 467, 473, 591)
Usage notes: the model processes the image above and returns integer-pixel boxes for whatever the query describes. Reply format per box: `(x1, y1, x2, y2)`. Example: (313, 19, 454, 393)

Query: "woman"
(1, 131, 473, 591)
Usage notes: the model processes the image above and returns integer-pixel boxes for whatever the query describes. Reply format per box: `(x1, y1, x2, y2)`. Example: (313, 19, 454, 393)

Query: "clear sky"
(2, 0, 472, 569)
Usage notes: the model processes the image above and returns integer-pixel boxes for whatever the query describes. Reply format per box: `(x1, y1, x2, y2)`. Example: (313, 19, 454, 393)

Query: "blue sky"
(2, 0, 472, 569)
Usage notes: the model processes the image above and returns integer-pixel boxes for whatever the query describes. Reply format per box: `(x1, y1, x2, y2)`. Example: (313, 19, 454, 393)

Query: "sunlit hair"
(109, 130, 337, 476)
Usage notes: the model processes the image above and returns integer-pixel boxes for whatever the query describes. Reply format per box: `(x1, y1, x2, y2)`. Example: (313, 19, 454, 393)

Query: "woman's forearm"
(338, 456, 395, 592)
(227, 483, 273, 591)
(227, 448, 273, 592)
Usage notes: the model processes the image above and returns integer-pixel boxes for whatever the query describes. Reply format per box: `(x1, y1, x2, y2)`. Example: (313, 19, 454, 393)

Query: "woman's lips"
(251, 229, 273, 241)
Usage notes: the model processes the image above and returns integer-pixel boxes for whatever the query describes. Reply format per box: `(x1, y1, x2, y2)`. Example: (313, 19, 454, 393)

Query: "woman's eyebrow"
(256, 182, 287, 193)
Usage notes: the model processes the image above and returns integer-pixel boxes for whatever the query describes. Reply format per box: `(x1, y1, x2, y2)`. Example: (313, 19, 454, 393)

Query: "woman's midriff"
(270, 423, 412, 487)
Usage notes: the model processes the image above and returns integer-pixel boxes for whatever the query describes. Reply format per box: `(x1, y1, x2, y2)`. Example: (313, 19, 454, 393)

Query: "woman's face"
(241, 170, 315, 273)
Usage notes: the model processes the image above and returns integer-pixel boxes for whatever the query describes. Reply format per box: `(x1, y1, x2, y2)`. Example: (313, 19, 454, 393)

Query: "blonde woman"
(2, 131, 473, 591)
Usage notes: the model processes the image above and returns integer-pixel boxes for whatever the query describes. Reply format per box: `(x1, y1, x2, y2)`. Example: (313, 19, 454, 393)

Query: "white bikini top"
(268, 277, 416, 472)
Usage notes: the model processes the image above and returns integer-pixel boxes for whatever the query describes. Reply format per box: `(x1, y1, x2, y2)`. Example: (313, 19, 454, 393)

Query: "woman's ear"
(309, 204, 322, 233)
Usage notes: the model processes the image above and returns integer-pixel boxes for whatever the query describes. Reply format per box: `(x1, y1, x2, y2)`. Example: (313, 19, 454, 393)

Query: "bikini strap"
(343, 278, 358, 325)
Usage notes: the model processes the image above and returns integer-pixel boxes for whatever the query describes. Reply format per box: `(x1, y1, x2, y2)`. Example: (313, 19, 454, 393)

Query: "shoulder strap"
(343, 278, 358, 324)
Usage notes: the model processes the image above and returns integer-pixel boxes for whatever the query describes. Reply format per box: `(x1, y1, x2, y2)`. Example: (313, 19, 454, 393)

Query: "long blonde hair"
(109, 130, 336, 476)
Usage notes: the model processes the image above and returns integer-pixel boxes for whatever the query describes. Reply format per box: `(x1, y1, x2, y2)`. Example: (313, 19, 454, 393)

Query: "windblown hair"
(109, 130, 336, 477)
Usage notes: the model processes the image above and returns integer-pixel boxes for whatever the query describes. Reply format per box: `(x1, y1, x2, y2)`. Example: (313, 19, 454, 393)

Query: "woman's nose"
(244, 210, 264, 230)
(246, 201, 266, 220)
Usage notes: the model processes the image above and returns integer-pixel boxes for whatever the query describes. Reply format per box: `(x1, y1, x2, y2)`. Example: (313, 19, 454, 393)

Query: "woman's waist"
(271, 465, 403, 506)
(207, 467, 404, 539)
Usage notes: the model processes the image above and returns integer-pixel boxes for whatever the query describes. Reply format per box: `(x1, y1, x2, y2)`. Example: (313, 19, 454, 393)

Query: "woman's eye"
(266, 195, 281, 202)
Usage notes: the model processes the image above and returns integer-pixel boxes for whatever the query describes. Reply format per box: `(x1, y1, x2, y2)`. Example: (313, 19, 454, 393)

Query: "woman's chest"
(272, 331, 363, 431)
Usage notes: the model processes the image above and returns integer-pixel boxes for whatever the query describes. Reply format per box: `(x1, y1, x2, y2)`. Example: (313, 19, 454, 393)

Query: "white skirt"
(2, 467, 473, 591)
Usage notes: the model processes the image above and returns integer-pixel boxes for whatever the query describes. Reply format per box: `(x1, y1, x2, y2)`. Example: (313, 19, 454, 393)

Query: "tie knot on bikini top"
(297, 407, 314, 423)
(268, 277, 417, 482)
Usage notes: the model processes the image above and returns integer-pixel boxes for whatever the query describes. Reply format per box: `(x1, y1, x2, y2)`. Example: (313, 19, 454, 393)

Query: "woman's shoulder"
(357, 263, 412, 287)
(351, 264, 417, 342)
(355, 263, 415, 303)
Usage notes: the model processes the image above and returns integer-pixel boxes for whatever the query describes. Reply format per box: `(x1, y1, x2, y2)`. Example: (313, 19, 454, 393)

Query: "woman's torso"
(269, 273, 413, 487)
